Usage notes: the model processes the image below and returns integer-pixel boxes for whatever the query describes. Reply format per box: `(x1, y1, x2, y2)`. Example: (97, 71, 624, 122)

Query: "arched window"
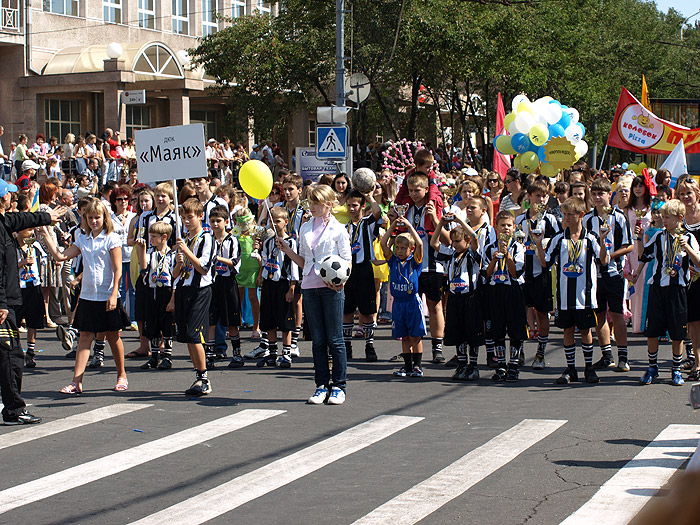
(133, 43, 183, 79)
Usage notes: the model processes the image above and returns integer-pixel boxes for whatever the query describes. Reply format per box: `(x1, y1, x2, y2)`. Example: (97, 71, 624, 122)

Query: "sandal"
(125, 349, 149, 359)
(688, 369, 700, 381)
(60, 382, 82, 395)
(250, 330, 262, 340)
(114, 377, 129, 392)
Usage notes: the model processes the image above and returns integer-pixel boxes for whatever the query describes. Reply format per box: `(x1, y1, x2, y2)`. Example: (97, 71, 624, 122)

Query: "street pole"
(335, 0, 352, 174)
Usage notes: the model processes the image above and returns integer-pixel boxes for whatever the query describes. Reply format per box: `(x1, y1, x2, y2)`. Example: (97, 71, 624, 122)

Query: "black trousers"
(0, 309, 26, 420)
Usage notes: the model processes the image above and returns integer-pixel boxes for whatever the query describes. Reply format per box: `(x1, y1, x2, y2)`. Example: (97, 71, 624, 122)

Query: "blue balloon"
(576, 122, 585, 139)
(511, 133, 532, 154)
(622, 162, 629, 169)
(549, 100, 562, 108)
(556, 112, 571, 129)
(549, 124, 566, 138)
(537, 146, 547, 162)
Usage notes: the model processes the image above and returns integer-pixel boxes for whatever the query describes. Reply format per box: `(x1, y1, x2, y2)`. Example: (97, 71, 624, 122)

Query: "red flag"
(493, 92, 511, 179)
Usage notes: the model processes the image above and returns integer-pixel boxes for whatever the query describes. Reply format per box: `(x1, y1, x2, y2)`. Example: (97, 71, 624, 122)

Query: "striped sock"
(204, 340, 215, 358)
(432, 338, 443, 351)
(469, 345, 479, 365)
(536, 336, 548, 357)
(196, 369, 208, 380)
(268, 343, 278, 357)
(583, 343, 594, 366)
(229, 334, 241, 356)
(26, 341, 36, 357)
(673, 353, 683, 372)
(363, 322, 376, 346)
(291, 326, 301, 346)
(258, 333, 269, 350)
(617, 345, 628, 363)
(686, 342, 695, 361)
(282, 344, 291, 357)
(648, 349, 658, 367)
(600, 343, 612, 359)
(343, 323, 353, 343)
(161, 337, 173, 358)
(149, 338, 161, 358)
(93, 339, 106, 358)
(456, 343, 468, 363)
(509, 341, 521, 366)
(564, 345, 576, 367)
(495, 342, 506, 366)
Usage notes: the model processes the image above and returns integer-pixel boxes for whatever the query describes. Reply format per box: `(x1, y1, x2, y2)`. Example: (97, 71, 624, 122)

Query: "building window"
(308, 119, 316, 147)
(138, 0, 155, 29)
(126, 106, 151, 139)
(43, 0, 79, 17)
(231, 0, 245, 17)
(103, 0, 121, 23)
(255, 0, 270, 14)
(44, 99, 81, 142)
(190, 110, 217, 140)
(133, 43, 183, 78)
(202, 0, 217, 36)
(172, 0, 188, 35)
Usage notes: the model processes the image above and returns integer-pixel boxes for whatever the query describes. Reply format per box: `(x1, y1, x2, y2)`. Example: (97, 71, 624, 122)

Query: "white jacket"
(298, 215, 351, 278)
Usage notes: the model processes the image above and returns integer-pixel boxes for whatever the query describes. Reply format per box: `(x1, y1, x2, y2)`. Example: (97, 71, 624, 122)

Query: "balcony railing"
(1, 0, 20, 33)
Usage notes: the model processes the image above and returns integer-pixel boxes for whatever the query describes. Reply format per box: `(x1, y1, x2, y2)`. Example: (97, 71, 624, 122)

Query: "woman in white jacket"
(279, 184, 351, 405)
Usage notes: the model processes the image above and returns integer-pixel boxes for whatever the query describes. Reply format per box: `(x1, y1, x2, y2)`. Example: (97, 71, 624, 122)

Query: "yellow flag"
(641, 75, 651, 110)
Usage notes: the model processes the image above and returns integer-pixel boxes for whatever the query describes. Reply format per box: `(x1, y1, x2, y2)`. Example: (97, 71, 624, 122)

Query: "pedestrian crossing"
(0, 403, 698, 523)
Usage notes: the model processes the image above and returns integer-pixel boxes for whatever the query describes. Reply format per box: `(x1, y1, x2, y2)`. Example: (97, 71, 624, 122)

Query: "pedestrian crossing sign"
(316, 125, 348, 160)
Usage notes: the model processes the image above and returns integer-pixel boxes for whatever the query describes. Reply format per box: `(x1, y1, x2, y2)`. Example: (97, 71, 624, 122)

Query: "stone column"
(168, 90, 191, 126)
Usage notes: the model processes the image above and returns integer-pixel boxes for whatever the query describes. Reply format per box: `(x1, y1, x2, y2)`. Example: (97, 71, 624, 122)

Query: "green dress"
(237, 235, 260, 288)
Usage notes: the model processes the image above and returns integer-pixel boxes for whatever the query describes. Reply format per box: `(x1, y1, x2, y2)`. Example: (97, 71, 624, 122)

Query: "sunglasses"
(116, 197, 129, 201)
(487, 179, 499, 183)
(271, 191, 281, 195)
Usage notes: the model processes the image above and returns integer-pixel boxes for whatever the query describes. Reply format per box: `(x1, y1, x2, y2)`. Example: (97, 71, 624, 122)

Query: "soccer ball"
(352, 167, 377, 194)
(319, 255, 351, 286)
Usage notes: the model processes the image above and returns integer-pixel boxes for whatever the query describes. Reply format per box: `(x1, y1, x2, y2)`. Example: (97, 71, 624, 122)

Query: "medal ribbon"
(497, 237, 512, 274)
(452, 252, 467, 283)
(412, 206, 425, 231)
(154, 252, 168, 281)
(346, 219, 363, 245)
(665, 230, 681, 269)
(567, 238, 583, 267)
(285, 203, 301, 235)
(182, 230, 203, 278)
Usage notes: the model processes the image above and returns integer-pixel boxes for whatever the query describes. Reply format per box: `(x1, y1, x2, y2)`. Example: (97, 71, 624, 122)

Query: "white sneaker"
(290, 344, 300, 358)
(327, 386, 346, 405)
(307, 385, 329, 405)
(245, 345, 269, 359)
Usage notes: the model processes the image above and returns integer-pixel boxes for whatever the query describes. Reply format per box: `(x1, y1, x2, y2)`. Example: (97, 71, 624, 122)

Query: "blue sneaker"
(307, 385, 329, 404)
(671, 370, 685, 386)
(327, 386, 346, 405)
(640, 366, 659, 385)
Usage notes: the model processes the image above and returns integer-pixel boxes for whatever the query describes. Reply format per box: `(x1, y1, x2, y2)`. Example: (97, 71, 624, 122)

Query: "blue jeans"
(303, 287, 347, 390)
(120, 261, 135, 323)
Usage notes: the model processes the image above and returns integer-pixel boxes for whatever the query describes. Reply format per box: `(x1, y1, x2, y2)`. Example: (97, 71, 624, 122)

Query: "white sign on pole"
(296, 147, 341, 181)
(135, 124, 207, 184)
(122, 90, 146, 105)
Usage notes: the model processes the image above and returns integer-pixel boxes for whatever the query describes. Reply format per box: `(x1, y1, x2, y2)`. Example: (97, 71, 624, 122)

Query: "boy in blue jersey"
(381, 216, 426, 377)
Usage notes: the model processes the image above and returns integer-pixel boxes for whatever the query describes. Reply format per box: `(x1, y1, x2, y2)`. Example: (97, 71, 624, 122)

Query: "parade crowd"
(2, 130, 700, 425)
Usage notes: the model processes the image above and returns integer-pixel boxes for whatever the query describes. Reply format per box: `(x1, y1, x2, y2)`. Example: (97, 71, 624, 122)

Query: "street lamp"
(681, 9, 700, 40)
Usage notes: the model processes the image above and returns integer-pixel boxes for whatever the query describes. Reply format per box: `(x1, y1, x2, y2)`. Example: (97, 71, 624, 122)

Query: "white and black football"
(319, 254, 351, 286)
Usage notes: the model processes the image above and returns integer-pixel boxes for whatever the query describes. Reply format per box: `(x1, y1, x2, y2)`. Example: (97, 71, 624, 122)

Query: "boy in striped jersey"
(534, 197, 608, 385)
(430, 214, 483, 381)
(483, 211, 527, 382)
(342, 189, 382, 361)
(583, 178, 633, 372)
(631, 199, 700, 386)
(515, 180, 561, 369)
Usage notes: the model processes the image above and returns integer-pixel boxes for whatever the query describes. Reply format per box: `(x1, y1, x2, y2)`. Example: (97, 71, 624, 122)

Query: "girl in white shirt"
(42, 199, 128, 394)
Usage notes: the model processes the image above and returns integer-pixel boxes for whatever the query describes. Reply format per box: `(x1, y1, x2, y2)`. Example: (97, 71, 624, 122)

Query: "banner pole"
(599, 144, 608, 171)
(172, 179, 180, 239)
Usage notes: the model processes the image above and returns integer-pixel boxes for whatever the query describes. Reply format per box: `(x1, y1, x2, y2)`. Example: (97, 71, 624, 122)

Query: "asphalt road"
(1, 323, 698, 525)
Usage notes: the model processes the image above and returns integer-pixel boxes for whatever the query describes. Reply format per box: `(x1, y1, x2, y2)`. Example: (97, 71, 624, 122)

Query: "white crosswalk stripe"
(0, 408, 285, 515)
(560, 424, 700, 524)
(129, 414, 424, 525)
(353, 419, 567, 525)
(0, 403, 152, 450)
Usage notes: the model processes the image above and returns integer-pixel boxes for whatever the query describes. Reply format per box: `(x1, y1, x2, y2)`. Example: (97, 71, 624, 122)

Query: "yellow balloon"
(638, 162, 648, 170)
(239, 160, 273, 200)
(504, 112, 516, 130)
(528, 123, 549, 147)
(495, 135, 517, 156)
(540, 162, 557, 177)
(517, 101, 535, 115)
(628, 163, 638, 173)
(520, 151, 539, 173)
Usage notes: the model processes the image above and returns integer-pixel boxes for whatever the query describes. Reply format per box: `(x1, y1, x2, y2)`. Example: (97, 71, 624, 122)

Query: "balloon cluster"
(493, 95, 588, 176)
(620, 161, 648, 175)
(381, 139, 438, 176)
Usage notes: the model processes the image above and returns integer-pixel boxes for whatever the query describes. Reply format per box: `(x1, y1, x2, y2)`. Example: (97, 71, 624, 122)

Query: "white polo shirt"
(74, 230, 122, 301)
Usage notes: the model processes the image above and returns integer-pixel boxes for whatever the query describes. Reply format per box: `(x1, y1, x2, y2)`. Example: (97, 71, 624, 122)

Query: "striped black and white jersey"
(685, 219, 700, 274)
(515, 210, 561, 279)
(260, 236, 300, 282)
(137, 209, 180, 248)
(544, 228, 602, 310)
(473, 221, 497, 258)
(274, 201, 305, 239)
(405, 204, 443, 273)
(175, 230, 216, 288)
(145, 248, 176, 290)
(482, 238, 525, 286)
(201, 194, 229, 234)
(639, 229, 700, 287)
(440, 247, 481, 294)
(583, 206, 631, 278)
(213, 233, 241, 278)
(346, 215, 382, 265)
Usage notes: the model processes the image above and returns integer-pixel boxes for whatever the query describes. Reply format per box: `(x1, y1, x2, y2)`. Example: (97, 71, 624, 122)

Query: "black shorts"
(143, 287, 174, 339)
(444, 291, 484, 347)
(260, 279, 296, 332)
(209, 276, 241, 328)
(175, 285, 212, 344)
(595, 274, 625, 314)
(134, 275, 148, 322)
(74, 298, 130, 333)
(523, 271, 553, 313)
(343, 262, 377, 315)
(688, 279, 700, 324)
(555, 308, 597, 330)
(645, 285, 687, 341)
(486, 285, 528, 342)
(14, 284, 45, 330)
(418, 271, 444, 303)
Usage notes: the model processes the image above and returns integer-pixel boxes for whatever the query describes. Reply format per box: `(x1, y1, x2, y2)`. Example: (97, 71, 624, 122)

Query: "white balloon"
(574, 140, 589, 158)
(515, 112, 535, 134)
(512, 94, 530, 113)
(565, 124, 582, 144)
(508, 120, 520, 136)
(565, 107, 580, 125)
(544, 103, 563, 125)
(532, 100, 550, 123)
